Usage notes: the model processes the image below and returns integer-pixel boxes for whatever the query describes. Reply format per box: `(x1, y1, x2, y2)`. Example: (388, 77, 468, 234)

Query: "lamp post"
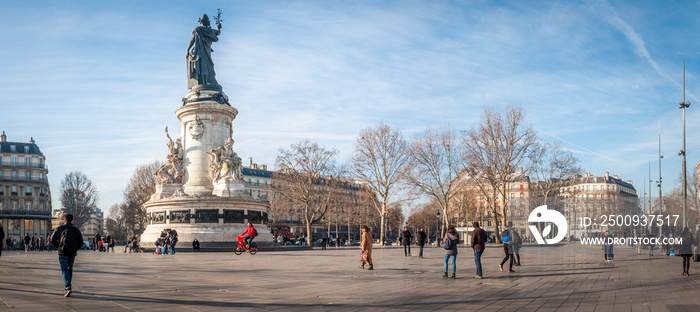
(436, 209, 441, 246)
(679, 57, 690, 229)
(657, 126, 664, 235)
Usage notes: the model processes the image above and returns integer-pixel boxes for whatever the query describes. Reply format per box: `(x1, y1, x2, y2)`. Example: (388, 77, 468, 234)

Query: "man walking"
(50, 213, 83, 297)
(471, 222, 487, 279)
(24, 233, 31, 253)
(402, 227, 413, 257)
(511, 228, 522, 266)
(499, 224, 516, 273)
(417, 227, 427, 259)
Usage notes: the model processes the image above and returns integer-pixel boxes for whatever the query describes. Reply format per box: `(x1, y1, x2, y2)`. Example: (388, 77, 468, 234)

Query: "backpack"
(253, 228, 258, 237)
(59, 226, 81, 255)
(502, 229, 510, 243)
(444, 238, 452, 250)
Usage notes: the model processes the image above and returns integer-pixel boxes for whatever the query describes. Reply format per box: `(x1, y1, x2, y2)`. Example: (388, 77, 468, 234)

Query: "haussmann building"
(0, 132, 52, 246)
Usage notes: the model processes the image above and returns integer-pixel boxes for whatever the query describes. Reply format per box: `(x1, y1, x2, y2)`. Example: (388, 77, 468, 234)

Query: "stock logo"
(528, 205, 567, 244)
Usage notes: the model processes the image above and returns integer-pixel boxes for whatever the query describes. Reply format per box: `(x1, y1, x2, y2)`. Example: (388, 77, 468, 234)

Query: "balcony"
(0, 176, 49, 184)
(0, 209, 52, 216)
(0, 161, 46, 169)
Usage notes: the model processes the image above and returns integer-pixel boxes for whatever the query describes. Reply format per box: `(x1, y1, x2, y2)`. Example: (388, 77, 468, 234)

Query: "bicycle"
(234, 235, 258, 255)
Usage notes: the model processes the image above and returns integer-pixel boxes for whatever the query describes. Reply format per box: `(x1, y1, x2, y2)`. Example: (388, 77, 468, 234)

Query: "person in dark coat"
(680, 227, 693, 276)
(50, 213, 84, 297)
(471, 222, 487, 279)
(193, 238, 200, 252)
(402, 227, 413, 257)
(0, 223, 5, 257)
(417, 227, 427, 259)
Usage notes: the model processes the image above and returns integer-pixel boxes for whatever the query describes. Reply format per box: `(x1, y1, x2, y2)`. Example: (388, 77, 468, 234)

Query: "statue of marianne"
(187, 13, 222, 89)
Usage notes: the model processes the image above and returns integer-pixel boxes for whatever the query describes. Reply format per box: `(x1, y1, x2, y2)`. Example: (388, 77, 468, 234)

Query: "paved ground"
(1, 243, 699, 312)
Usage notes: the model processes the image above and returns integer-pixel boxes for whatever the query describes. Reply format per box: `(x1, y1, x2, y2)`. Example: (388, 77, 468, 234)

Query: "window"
(25, 186, 31, 195)
(25, 171, 30, 181)
(520, 193, 524, 198)
(10, 145, 16, 152)
(510, 193, 514, 198)
(0, 185, 3, 195)
(25, 201, 31, 211)
(25, 157, 30, 167)
(11, 185, 17, 195)
(11, 156, 17, 166)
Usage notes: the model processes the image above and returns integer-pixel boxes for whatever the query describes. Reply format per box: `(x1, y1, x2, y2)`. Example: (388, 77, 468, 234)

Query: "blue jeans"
(474, 249, 484, 277)
(58, 255, 76, 290)
(162, 244, 169, 254)
(170, 241, 177, 254)
(444, 254, 456, 274)
(605, 244, 614, 260)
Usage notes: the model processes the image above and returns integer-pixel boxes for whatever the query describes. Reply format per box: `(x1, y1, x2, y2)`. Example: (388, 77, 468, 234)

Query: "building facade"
(0, 132, 52, 247)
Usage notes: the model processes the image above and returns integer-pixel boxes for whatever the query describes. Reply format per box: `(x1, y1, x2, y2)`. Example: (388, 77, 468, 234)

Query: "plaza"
(1, 244, 699, 311)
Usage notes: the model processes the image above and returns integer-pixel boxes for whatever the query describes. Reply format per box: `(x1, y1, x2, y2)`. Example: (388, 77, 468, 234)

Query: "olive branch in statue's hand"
(215, 9, 223, 30)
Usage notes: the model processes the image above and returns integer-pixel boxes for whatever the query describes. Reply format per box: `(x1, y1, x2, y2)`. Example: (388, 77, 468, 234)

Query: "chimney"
(0, 131, 6, 142)
(261, 164, 268, 170)
(605, 172, 609, 179)
(30, 137, 35, 144)
(249, 157, 253, 167)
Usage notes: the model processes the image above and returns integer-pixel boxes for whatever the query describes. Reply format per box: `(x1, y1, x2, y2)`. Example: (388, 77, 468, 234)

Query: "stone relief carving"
(195, 209, 219, 223)
(206, 138, 243, 183)
(155, 127, 184, 183)
(152, 212, 166, 224)
(170, 210, 191, 223)
(189, 115, 205, 140)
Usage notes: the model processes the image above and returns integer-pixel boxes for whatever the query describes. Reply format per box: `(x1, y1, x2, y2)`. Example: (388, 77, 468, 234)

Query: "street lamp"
(657, 126, 663, 236)
(678, 57, 690, 229)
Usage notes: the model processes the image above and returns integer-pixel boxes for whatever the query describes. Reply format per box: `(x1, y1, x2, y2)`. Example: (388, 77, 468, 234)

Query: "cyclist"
(239, 222, 258, 249)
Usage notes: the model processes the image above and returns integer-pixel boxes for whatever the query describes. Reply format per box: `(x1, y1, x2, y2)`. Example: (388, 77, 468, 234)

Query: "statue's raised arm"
(187, 12, 222, 90)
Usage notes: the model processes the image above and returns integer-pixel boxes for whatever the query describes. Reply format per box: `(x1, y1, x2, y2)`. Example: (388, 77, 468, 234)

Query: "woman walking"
(680, 227, 693, 276)
(443, 226, 458, 279)
(360, 226, 373, 270)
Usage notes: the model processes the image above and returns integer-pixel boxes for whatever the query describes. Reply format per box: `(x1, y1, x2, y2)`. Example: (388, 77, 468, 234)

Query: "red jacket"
(241, 225, 256, 237)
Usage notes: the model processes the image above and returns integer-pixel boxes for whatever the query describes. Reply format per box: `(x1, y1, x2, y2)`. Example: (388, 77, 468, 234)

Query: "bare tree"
(105, 204, 127, 241)
(386, 206, 405, 237)
(464, 105, 537, 242)
(119, 161, 161, 237)
(406, 126, 463, 241)
(271, 140, 340, 246)
(529, 141, 581, 201)
(60, 171, 99, 230)
(350, 123, 410, 245)
(406, 201, 440, 242)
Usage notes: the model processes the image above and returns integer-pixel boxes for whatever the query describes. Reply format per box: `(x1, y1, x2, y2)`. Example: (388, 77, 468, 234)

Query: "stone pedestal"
(150, 183, 182, 200)
(213, 178, 248, 197)
(176, 100, 238, 196)
(142, 89, 271, 249)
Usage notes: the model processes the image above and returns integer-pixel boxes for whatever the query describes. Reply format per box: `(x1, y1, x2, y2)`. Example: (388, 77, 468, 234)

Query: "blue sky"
(2, 0, 699, 215)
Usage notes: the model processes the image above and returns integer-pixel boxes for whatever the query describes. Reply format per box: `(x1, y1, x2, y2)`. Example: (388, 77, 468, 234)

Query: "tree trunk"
(494, 202, 501, 243)
(306, 221, 313, 247)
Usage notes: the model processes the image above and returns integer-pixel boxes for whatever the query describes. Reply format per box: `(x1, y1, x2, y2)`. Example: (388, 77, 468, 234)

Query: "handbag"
(360, 252, 368, 262)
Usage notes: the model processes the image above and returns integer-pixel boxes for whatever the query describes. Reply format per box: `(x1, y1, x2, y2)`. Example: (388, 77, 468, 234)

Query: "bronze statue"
(187, 11, 223, 89)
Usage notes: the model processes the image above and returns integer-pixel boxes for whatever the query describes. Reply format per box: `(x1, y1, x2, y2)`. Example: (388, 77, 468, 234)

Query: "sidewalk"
(1, 244, 698, 311)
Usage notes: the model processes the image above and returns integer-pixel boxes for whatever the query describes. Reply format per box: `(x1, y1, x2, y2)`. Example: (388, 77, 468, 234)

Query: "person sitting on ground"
(193, 238, 200, 252)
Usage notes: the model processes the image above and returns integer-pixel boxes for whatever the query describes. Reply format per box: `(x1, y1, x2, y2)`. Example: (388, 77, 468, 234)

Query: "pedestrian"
(0, 223, 5, 257)
(169, 229, 178, 254)
(154, 237, 162, 254)
(604, 231, 614, 262)
(94, 233, 101, 251)
(193, 238, 200, 252)
(359, 225, 373, 270)
(499, 225, 515, 273)
(161, 229, 171, 254)
(647, 232, 655, 256)
(107, 235, 115, 252)
(321, 232, 328, 250)
(417, 227, 427, 259)
(511, 228, 522, 266)
(50, 213, 84, 297)
(471, 222, 487, 279)
(24, 233, 31, 253)
(402, 226, 413, 257)
(695, 228, 700, 262)
(680, 227, 693, 276)
(443, 226, 458, 279)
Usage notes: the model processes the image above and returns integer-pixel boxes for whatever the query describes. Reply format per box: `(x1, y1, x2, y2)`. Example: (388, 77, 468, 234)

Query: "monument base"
(141, 196, 271, 248)
(151, 183, 183, 200)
